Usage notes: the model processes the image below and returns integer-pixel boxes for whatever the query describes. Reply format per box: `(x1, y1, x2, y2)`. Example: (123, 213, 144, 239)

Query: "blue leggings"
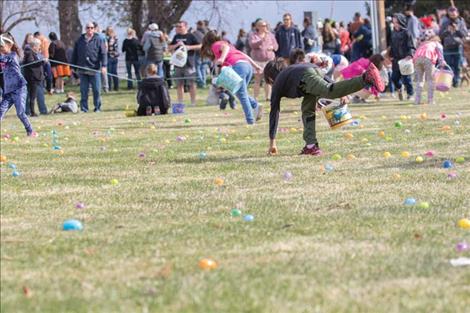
(0, 86, 33, 133)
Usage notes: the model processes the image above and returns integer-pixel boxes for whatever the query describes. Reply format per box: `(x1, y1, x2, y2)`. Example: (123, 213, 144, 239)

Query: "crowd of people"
(0, 5, 469, 141)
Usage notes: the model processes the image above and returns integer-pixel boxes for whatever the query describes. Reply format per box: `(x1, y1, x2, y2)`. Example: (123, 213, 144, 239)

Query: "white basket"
(398, 58, 414, 76)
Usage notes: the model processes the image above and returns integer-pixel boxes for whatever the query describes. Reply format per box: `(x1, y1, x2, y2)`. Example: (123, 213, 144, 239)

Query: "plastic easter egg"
(378, 131, 385, 138)
(12, 171, 20, 177)
(401, 151, 410, 158)
(198, 258, 218, 270)
(214, 177, 224, 186)
(75, 202, 85, 209)
(416, 156, 424, 163)
(394, 121, 403, 128)
(420, 113, 427, 120)
(332, 154, 342, 161)
(447, 172, 458, 179)
(383, 151, 392, 158)
(12, 136, 19, 142)
(454, 120, 460, 126)
(404, 198, 416, 206)
(244, 214, 254, 222)
(231, 208, 242, 217)
(110, 179, 119, 185)
(344, 132, 354, 139)
(404, 129, 411, 134)
(176, 136, 186, 142)
(442, 160, 453, 169)
(52, 145, 62, 150)
(199, 151, 207, 160)
(456, 242, 469, 252)
(184, 118, 191, 124)
(283, 171, 293, 181)
(418, 201, 430, 209)
(400, 115, 407, 120)
(457, 218, 470, 230)
(424, 150, 435, 158)
(7, 163, 16, 169)
(324, 164, 334, 172)
(346, 154, 356, 160)
(0, 155, 6, 163)
(455, 157, 465, 164)
(62, 219, 83, 231)
(441, 125, 451, 131)
(440, 113, 447, 120)
(138, 152, 146, 158)
(361, 138, 369, 143)
(393, 173, 401, 180)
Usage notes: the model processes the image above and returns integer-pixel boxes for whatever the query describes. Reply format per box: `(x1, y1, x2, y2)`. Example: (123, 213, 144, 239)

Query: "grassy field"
(1, 85, 469, 313)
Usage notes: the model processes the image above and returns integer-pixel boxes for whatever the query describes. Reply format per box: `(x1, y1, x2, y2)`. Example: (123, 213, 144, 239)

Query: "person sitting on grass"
(264, 58, 384, 156)
(136, 64, 170, 116)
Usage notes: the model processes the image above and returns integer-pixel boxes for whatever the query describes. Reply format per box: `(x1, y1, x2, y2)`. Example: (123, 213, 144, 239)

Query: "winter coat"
(23, 47, 45, 82)
(0, 52, 27, 94)
(137, 76, 170, 115)
(275, 25, 303, 58)
(143, 31, 166, 62)
(390, 13, 415, 61)
(48, 40, 68, 64)
(301, 25, 318, 51)
(71, 33, 107, 72)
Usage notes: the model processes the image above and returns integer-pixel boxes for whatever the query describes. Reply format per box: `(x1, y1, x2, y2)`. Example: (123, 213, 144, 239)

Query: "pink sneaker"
(300, 144, 323, 156)
(363, 63, 385, 92)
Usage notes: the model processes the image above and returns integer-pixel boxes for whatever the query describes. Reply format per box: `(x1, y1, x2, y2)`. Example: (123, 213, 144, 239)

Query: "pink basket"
(434, 65, 454, 92)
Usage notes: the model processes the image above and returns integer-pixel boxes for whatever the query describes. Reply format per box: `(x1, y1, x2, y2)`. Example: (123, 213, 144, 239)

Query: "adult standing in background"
(351, 18, 372, 60)
(106, 26, 120, 91)
(235, 29, 247, 53)
(122, 28, 142, 90)
(48, 32, 70, 94)
(23, 38, 46, 116)
(275, 13, 302, 58)
(93, 22, 108, 93)
(349, 12, 363, 35)
(168, 20, 201, 106)
(71, 22, 107, 112)
(193, 20, 210, 88)
(249, 19, 278, 102)
(142, 23, 166, 78)
(34, 31, 53, 94)
(302, 17, 318, 53)
(338, 22, 351, 59)
(321, 21, 338, 55)
(439, 6, 468, 87)
(404, 5, 420, 48)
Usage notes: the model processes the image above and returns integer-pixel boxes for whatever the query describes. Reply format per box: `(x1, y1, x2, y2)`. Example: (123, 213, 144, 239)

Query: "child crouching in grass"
(265, 58, 384, 156)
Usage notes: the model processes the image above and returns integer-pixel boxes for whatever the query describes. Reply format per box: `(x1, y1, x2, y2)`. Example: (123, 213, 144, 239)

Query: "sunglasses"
(86, 26, 94, 29)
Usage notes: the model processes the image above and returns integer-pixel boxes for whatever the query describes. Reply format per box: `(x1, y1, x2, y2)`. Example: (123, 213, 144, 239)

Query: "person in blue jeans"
(106, 27, 119, 91)
(201, 31, 263, 124)
(71, 22, 107, 112)
(390, 13, 415, 101)
(440, 21, 466, 87)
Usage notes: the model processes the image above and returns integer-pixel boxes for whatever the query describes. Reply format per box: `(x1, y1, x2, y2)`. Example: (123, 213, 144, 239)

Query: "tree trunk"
(129, 0, 143, 38)
(147, 0, 192, 33)
(58, 0, 82, 49)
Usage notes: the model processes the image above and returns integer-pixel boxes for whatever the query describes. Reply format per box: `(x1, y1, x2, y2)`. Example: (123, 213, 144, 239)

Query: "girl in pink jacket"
(340, 54, 385, 98)
(413, 29, 445, 105)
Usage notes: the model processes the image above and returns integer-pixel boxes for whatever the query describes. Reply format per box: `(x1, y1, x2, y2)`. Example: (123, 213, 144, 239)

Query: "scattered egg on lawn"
(231, 208, 242, 217)
(214, 177, 224, 186)
(331, 154, 342, 161)
(383, 151, 392, 158)
(457, 218, 470, 230)
(416, 156, 424, 163)
(442, 160, 453, 169)
(455, 156, 465, 164)
(418, 201, 430, 209)
(404, 198, 416, 206)
(198, 258, 218, 270)
(401, 151, 410, 158)
(244, 214, 254, 222)
(110, 179, 119, 185)
(62, 219, 83, 231)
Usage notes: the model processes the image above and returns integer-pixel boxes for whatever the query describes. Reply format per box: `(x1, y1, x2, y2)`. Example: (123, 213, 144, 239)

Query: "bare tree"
(58, 0, 82, 48)
(147, 0, 192, 33)
(0, 0, 55, 33)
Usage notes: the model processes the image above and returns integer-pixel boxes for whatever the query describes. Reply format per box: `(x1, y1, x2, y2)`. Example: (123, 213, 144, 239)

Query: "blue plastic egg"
(244, 214, 254, 222)
(442, 160, 453, 169)
(7, 163, 16, 169)
(404, 198, 416, 206)
(12, 171, 20, 177)
(63, 219, 83, 231)
(199, 151, 207, 160)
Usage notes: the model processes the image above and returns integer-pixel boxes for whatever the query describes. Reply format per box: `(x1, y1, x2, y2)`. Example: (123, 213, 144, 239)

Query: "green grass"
(1, 86, 470, 312)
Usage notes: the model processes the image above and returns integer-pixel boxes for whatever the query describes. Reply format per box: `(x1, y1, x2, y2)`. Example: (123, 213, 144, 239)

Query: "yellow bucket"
(318, 98, 353, 129)
(434, 65, 453, 92)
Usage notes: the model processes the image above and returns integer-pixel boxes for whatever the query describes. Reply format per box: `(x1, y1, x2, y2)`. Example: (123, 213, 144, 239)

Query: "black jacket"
(136, 77, 170, 115)
(49, 40, 68, 64)
(390, 13, 415, 61)
(71, 33, 107, 71)
(23, 47, 45, 82)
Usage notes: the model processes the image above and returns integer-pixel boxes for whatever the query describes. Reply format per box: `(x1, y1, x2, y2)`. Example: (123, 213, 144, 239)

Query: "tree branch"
(5, 16, 35, 33)
(2, 8, 38, 26)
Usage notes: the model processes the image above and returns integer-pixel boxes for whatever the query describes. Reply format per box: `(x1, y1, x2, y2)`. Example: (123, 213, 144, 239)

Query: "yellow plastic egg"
(198, 258, 218, 270)
(457, 218, 470, 229)
(214, 177, 224, 186)
(344, 132, 354, 140)
(401, 151, 410, 158)
(378, 131, 385, 138)
(383, 151, 392, 158)
(346, 154, 356, 160)
(416, 156, 424, 163)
